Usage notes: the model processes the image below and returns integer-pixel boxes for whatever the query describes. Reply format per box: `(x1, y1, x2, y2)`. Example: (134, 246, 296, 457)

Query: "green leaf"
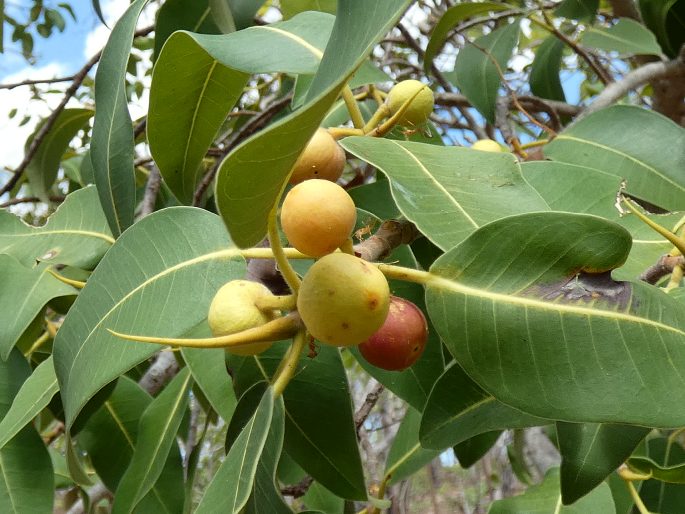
(209, 0, 236, 33)
(302, 482, 344, 514)
(420, 364, 546, 450)
(53, 207, 245, 429)
(231, 344, 367, 500)
(521, 161, 679, 281)
(0, 186, 113, 269)
(530, 36, 566, 102)
(424, 2, 512, 73)
(385, 406, 440, 484)
(24, 108, 93, 200)
(91, 0, 148, 237)
(488, 467, 616, 513)
(558, 422, 649, 504)
(426, 211, 685, 427)
(544, 105, 685, 212)
(582, 18, 662, 56)
(281, 0, 336, 19)
(78, 376, 184, 511)
(183, 345, 237, 422)
(453, 431, 502, 468)
(244, 394, 291, 514)
(555, 0, 599, 21)
(112, 368, 191, 514)
(216, 0, 412, 248)
(350, 245, 444, 411)
(450, 21, 520, 123)
(639, 0, 684, 58)
(196, 387, 275, 513)
(636, 437, 685, 513)
(149, 12, 336, 204)
(340, 137, 549, 251)
(0, 356, 58, 450)
(0, 257, 76, 358)
(629, 449, 685, 484)
(0, 349, 53, 513)
(153, 0, 221, 60)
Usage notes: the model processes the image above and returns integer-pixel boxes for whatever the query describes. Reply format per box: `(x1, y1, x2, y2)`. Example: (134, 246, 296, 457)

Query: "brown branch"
(354, 219, 421, 262)
(138, 350, 179, 396)
(0, 25, 154, 198)
(280, 476, 314, 498)
(355, 381, 385, 436)
(139, 166, 161, 217)
(192, 94, 293, 206)
(607, 0, 642, 21)
(640, 254, 685, 284)
(0, 75, 76, 90)
(0, 195, 65, 208)
(435, 92, 581, 118)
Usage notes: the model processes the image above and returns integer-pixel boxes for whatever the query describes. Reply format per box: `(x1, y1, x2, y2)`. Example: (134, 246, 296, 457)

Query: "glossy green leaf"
(385, 406, 440, 484)
(0, 186, 113, 269)
(0, 349, 53, 513)
(0, 356, 58, 449)
(216, 0, 412, 248)
(639, 0, 684, 57)
(629, 453, 685, 483)
(558, 422, 649, 504)
(530, 36, 566, 102)
(426, 211, 685, 426)
(112, 368, 191, 514)
(244, 394, 290, 514)
(302, 482, 344, 514)
(230, 344, 366, 500)
(183, 345, 237, 422)
(454, 431, 502, 468)
(420, 364, 545, 450)
(281, 0, 336, 19)
(424, 2, 511, 73)
(520, 161, 679, 281)
(196, 387, 275, 513)
(153, 0, 221, 60)
(350, 246, 444, 411)
(53, 207, 245, 429)
(90, 0, 148, 236)
(0, 257, 76, 358)
(24, 108, 93, 200)
(78, 376, 185, 512)
(341, 137, 549, 251)
(544, 106, 685, 212)
(636, 437, 685, 513)
(149, 12, 335, 203)
(488, 467, 615, 513)
(555, 0, 599, 20)
(451, 21, 520, 123)
(582, 18, 662, 56)
(347, 179, 400, 221)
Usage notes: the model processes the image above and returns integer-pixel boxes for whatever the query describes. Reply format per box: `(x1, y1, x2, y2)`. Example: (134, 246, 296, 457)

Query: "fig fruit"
(358, 296, 428, 371)
(472, 139, 504, 152)
(385, 79, 434, 126)
(208, 280, 277, 356)
(289, 128, 346, 185)
(297, 253, 390, 347)
(280, 179, 357, 257)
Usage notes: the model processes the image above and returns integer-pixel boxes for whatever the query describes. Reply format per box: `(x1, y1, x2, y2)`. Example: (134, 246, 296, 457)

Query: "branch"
(434, 92, 581, 118)
(354, 219, 421, 262)
(138, 350, 179, 395)
(280, 476, 314, 498)
(640, 254, 685, 284)
(139, 166, 161, 217)
(192, 94, 293, 206)
(0, 75, 75, 90)
(355, 381, 385, 436)
(607, 0, 642, 21)
(0, 195, 64, 208)
(583, 53, 685, 117)
(0, 25, 154, 198)
(65, 483, 111, 514)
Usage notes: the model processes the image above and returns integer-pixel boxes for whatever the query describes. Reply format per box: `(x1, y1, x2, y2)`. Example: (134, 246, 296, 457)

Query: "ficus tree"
(1, 0, 685, 513)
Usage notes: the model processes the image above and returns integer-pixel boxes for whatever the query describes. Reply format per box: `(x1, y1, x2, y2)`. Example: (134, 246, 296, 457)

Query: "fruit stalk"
(272, 329, 308, 397)
(342, 85, 366, 129)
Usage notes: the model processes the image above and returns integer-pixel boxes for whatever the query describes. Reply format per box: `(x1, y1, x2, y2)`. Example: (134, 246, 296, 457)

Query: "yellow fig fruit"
(297, 253, 390, 347)
(208, 280, 277, 356)
(280, 179, 357, 257)
(472, 139, 504, 152)
(289, 128, 346, 185)
(385, 79, 434, 126)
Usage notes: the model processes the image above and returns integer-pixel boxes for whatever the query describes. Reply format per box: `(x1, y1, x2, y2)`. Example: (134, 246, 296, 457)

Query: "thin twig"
(192, 94, 293, 206)
(355, 382, 385, 436)
(640, 254, 685, 284)
(0, 25, 154, 198)
(0, 195, 65, 208)
(139, 166, 161, 217)
(280, 476, 314, 498)
(138, 350, 179, 396)
(0, 75, 76, 90)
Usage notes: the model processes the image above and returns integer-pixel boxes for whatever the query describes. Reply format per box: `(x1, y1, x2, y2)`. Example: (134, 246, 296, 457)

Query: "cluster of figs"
(209, 79, 502, 371)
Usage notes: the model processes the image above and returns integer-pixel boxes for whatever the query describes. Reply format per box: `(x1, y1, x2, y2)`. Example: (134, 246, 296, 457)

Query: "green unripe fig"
(472, 139, 504, 152)
(289, 128, 346, 185)
(358, 296, 428, 371)
(281, 179, 357, 257)
(385, 79, 434, 126)
(208, 280, 277, 356)
(297, 253, 390, 347)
